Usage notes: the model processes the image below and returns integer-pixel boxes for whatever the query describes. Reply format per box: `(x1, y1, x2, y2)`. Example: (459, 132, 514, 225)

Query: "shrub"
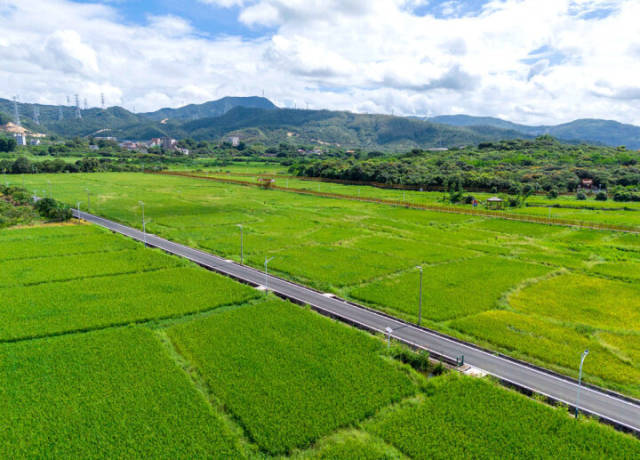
(576, 191, 587, 200)
(34, 198, 73, 221)
(508, 196, 521, 207)
(387, 344, 430, 372)
(595, 191, 607, 201)
(546, 188, 559, 199)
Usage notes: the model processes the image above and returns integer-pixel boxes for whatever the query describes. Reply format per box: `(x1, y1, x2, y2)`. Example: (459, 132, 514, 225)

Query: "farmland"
(0, 327, 242, 458)
(365, 374, 640, 459)
(14, 171, 640, 398)
(168, 299, 416, 455)
(0, 222, 638, 457)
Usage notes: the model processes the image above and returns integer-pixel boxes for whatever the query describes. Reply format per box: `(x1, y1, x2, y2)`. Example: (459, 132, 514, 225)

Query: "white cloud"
(1, 0, 640, 126)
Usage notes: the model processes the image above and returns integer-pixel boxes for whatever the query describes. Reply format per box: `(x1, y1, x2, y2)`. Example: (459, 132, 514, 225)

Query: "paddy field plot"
(0, 327, 242, 459)
(0, 224, 137, 260)
(349, 256, 552, 321)
(18, 172, 640, 396)
(0, 224, 258, 341)
(365, 374, 640, 460)
(0, 267, 258, 341)
(450, 310, 640, 388)
(168, 299, 416, 455)
(509, 273, 640, 333)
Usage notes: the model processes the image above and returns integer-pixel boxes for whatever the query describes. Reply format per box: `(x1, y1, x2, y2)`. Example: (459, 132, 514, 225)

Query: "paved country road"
(73, 209, 640, 435)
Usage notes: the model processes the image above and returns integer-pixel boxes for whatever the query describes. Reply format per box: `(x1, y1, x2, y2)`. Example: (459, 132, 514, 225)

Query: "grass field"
(13, 171, 640, 397)
(1, 222, 638, 457)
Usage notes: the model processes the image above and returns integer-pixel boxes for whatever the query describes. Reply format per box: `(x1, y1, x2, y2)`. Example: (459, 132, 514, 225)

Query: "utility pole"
(575, 349, 589, 418)
(385, 327, 393, 349)
(237, 224, 244, 264)
(86, 189, 90, 212)
(264, 256, 274, 293)
(417, 266, 423, 326)
(139, 201, 146, 246)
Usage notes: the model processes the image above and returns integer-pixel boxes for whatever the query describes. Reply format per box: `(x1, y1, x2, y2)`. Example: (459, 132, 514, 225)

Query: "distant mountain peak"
(141, 96, 277, 122)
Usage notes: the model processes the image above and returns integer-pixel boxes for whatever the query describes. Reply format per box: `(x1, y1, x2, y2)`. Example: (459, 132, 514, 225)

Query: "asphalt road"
(73, 209, 640, 434)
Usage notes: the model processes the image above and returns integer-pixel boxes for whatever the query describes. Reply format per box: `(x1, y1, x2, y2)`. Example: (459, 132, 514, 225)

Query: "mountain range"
(429, 115, 640, 149)
(1, 96, 640, 150)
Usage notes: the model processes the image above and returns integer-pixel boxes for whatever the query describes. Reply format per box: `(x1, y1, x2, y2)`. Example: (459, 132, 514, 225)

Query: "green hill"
(171, 107, 527, 149)
(140, 96, 277, 122)
(431, 115, 640, 149)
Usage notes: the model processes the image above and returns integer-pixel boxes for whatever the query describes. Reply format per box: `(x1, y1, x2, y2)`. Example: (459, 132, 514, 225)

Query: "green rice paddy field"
(14, 171, 640, 399)
(1, 223, 638, 457)
(203, 168, 640, 227)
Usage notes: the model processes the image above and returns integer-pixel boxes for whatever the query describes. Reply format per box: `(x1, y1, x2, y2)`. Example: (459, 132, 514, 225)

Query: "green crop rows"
(365, 374, 640, 459)
(0, 327, 243, 458)
(1, 223, 637, 457)
(0, 224, 258, 341)
(168, 299, 416, 455)
(15, 171, 640, 397)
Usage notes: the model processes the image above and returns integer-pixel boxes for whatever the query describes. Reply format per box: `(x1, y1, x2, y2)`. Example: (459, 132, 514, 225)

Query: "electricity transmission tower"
(13, 96, 20, 125)
(75, 94, 82, 119)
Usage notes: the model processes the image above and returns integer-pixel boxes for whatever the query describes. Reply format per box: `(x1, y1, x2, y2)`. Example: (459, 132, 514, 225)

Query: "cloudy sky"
(1, 0, 639, 125)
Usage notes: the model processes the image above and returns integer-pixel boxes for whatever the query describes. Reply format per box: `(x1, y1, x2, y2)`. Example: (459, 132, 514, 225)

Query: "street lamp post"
(138, 201, 146, 246)
(237, 224, 244, 264)
(86, 189, 90, 212)
(385, 326, 393, 349)
(264, 256, 274, 293)
(575, 349, 589, 419)
(417, 266, 423, 326)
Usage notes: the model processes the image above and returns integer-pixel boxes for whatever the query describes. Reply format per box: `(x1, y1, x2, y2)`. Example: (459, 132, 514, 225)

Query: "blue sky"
(70, 0, 268, 38)
(69, 0, 492, 37)
(2, 0, 639, 125)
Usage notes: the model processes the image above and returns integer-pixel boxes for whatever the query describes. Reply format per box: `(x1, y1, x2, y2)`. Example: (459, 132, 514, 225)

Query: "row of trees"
(291, 137, 640, 193)
(0, 137, 17, 153)
(0, 157, 150, 174)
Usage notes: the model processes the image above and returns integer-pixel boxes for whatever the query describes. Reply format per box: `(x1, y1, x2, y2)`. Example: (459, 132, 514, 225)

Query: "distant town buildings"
(229, 136, 240, 147)
(119, 141, 139, 151)
(161, 137, 177, 150)
(29, 138, 40, 146)
(15, 134, 27, 146)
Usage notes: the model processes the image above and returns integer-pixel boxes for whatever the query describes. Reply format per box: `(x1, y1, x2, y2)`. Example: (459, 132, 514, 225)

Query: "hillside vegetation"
(293, 136, 640, 194)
